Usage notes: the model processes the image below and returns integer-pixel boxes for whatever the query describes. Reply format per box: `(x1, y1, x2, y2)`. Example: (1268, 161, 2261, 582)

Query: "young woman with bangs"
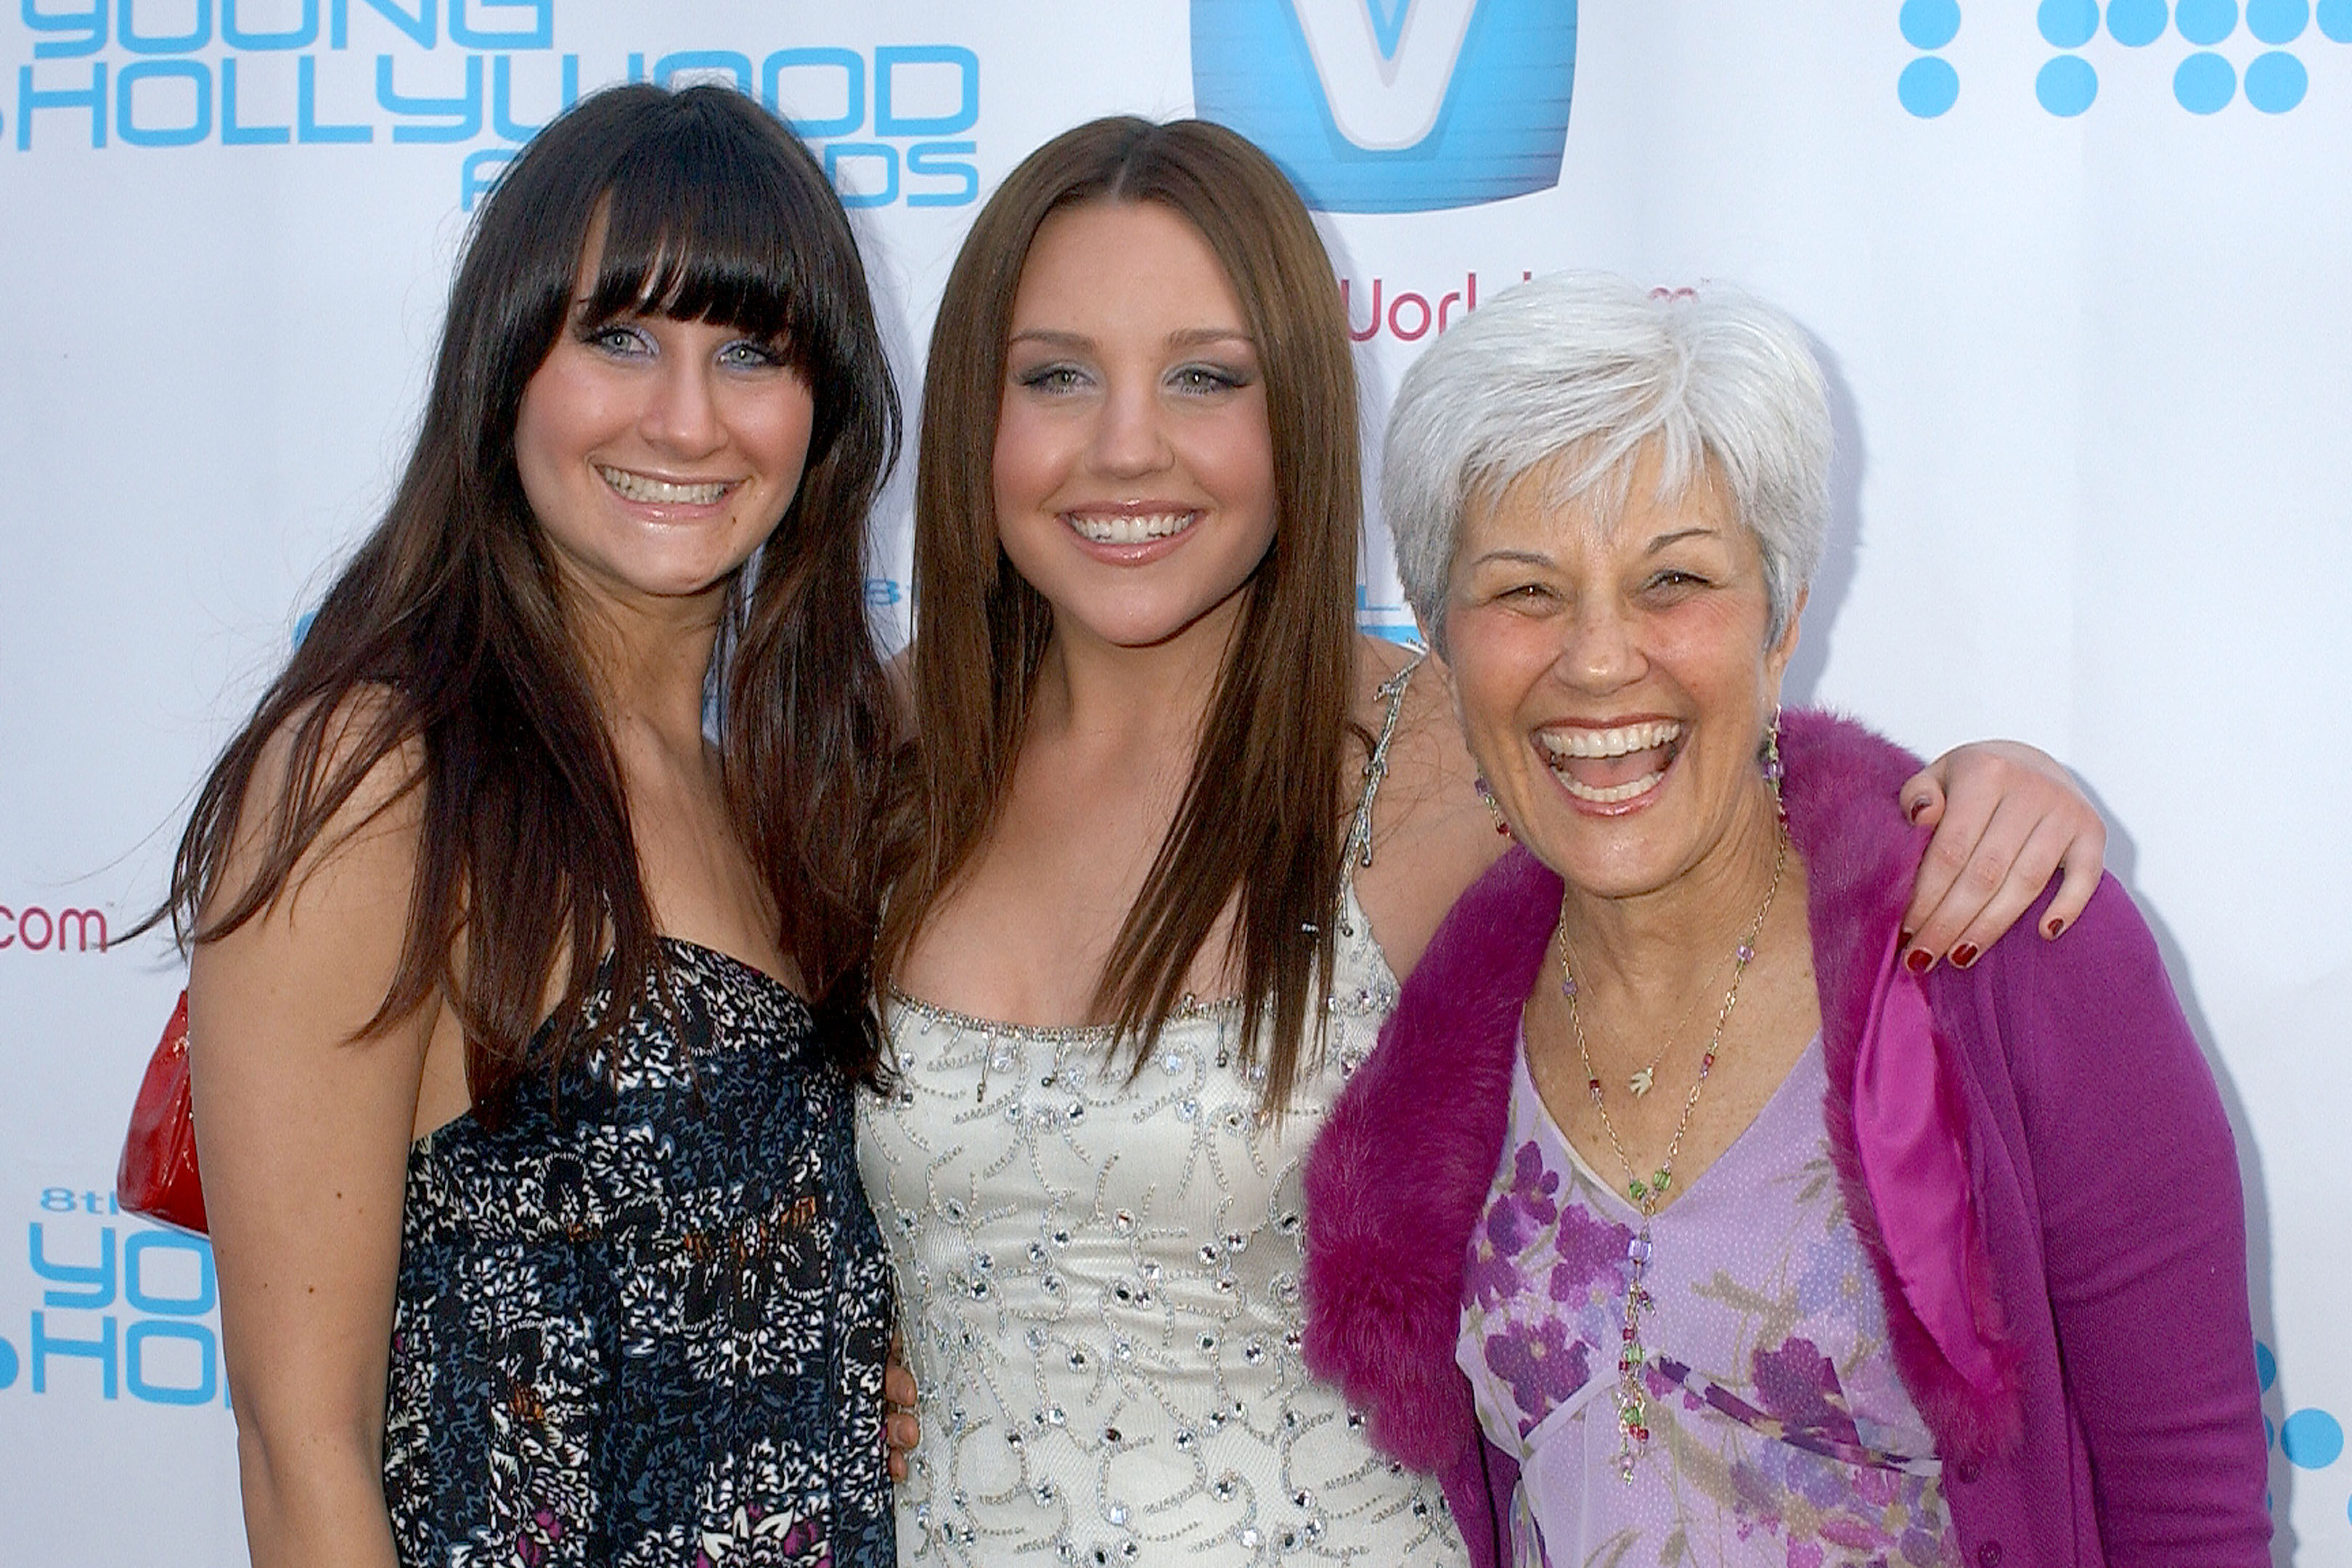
(167, 85, 902, 1567)
(858, 115, 2110, 1566)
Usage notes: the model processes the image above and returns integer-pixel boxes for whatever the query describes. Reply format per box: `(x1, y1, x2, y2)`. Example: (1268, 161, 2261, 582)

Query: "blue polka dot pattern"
(2174, 49, 2237, 109)
(2176, 0, 2241, 40)
(2247, 0, 2310, 38)
(2282, 1408, 2345, 1470)
(1912, 0, 2325, 124)
(1899, 55, 1961, 115)
(2041, 0, 2104, 44)
(2109, 0, 2171, 43)
(1902, 0, 1964, 48)
(2244, 49, 2308, 109)
(2037, 54, 2101, 112)
(2256, 1342, 2278, 1393)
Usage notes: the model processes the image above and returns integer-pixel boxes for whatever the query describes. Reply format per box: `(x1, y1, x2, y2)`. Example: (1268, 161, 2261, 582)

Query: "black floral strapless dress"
(382, 940, 894, 1568)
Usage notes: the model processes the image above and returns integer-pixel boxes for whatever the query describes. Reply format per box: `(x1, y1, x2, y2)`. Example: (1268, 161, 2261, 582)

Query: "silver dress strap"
(1342, 653, 1424, 877)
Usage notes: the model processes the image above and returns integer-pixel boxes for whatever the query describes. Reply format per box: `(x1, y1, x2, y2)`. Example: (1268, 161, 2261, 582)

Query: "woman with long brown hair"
(170, 85, 900, 1566)
(859, 116, 2106, 1567)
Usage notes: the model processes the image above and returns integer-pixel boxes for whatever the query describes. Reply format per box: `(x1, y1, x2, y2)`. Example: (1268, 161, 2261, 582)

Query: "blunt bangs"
(442, 84, 886, 496)
(583, 103, 837, 377)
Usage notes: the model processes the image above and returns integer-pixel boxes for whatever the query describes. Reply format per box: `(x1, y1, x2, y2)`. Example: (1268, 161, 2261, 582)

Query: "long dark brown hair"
(878, 117, 1362, 1108)
(160, 83, 900, 1110)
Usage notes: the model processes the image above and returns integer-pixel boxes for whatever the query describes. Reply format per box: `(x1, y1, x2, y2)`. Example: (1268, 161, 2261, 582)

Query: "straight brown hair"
(159, 84, 900, 1112)
(878, 117, 1363, 1109)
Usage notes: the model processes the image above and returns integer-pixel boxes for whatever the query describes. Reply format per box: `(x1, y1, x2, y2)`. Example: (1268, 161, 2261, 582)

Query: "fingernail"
(1951, 943, 1980, 969)
(2044, 916, 2065, 939)
(1903, 948, 1932, 975)
(1906, 797, 1930, 823)
(1898, 929, 1915, 950)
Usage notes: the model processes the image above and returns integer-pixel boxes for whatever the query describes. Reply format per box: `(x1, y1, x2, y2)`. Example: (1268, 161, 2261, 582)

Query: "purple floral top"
(1455, 1032, 1962, 1568)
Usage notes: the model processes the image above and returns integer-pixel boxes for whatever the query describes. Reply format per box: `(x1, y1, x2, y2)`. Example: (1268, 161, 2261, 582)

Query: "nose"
(1086, 375, 1172, 478)
(1555, 598, 1644, 694)
(640, 353, 726, 459)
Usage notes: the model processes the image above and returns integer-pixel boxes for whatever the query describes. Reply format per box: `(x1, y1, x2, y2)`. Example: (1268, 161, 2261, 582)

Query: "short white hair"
(1382, 271, 1831, 649)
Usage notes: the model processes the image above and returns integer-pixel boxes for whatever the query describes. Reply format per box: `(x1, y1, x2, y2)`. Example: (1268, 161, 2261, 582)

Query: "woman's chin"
(1518, 764, 1707, 899)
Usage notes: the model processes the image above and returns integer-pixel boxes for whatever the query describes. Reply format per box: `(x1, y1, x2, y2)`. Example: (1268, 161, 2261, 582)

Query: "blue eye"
(719, 338, 789, 369)
(584, 322, 650, 356)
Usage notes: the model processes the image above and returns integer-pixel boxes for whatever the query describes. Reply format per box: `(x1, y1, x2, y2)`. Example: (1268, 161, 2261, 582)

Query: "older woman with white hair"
(1302, 274, 2268, 1567)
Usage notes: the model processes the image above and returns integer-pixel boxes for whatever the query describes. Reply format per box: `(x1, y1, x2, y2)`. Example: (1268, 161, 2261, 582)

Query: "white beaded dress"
(858, 666, 1466, 1567)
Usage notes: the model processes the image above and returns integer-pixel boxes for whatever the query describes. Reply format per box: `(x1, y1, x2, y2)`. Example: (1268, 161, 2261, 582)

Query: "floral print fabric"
(383, 940, 894, 1568)
(1455, 1033, 1960, 1568)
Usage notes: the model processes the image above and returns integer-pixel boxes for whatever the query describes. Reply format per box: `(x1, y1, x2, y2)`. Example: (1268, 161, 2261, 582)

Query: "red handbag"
(118, 989, 208, 1234)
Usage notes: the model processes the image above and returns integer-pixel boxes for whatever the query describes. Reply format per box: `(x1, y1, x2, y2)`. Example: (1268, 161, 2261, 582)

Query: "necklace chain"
(1555, 822, 1789, 1481)
(1619, 963, 1715, 1098)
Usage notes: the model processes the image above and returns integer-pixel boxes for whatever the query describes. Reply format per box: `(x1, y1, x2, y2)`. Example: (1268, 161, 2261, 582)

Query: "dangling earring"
(1474, 776, 1512, 838)
(1760, 705, 1785, 804)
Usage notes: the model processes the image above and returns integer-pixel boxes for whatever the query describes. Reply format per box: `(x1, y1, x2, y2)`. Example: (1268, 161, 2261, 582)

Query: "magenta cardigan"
(1302, 710, 2269, 1567)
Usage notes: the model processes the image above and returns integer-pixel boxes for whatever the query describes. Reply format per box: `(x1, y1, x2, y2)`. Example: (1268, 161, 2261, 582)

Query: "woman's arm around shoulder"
(1989, 878, 2269, 1564)
(187, 700, 447, 1568)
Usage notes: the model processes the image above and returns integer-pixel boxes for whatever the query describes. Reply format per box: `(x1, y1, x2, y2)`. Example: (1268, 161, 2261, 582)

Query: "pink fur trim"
(1302, 849, 1553, 1471)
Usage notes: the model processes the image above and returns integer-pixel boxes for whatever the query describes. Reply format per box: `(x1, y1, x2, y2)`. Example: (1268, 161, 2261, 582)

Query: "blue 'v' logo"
(1191, 0, 1576, 213)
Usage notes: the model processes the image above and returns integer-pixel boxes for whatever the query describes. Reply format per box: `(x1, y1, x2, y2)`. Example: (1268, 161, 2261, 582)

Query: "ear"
(1763, 584, 1808, 704)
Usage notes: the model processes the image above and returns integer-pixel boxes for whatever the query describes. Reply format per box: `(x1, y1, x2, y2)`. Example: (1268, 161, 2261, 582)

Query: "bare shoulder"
(213, 685, 428, 923)
(195, 685, 440, 1074)
(1347, 638, 1508, 980)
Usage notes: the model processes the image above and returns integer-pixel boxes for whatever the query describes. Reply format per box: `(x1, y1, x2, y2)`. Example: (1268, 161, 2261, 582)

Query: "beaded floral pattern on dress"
(1455, 1036, 1962, 1568)
(860, 883, 1461, 1567)
(383, 940, 895, 1568)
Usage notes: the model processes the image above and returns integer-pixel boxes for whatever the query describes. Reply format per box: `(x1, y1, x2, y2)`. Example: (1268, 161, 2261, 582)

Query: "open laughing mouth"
(1538, 720, 1685, 804)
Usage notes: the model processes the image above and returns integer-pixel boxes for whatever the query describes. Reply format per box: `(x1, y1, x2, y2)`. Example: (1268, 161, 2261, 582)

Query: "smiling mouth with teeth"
(1063, 511, 1198, 545)
(1539, 719, 1686, 804)
(599, 465, 732, 506)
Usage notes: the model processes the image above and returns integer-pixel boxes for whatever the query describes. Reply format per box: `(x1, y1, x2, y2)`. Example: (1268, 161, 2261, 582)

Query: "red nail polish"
(1907, 797, 1930, 823)
(1903, 948, 1932, 975)
(2044, 916, 2065, 939)
(1951, 943, 1980, 968)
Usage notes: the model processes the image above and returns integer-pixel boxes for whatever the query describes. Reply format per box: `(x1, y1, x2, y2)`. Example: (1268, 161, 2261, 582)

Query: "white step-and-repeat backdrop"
(3, 1, 2347, 1560)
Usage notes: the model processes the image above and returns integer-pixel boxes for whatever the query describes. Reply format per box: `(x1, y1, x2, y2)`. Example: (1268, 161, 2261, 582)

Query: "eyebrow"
(1168, 326, 1254, 350)
(1643, 526, 1719, 554)
(1005, 326, 1257, 352)
(1469, 526, 1723, 571)
(1467, 548, 1554, 569)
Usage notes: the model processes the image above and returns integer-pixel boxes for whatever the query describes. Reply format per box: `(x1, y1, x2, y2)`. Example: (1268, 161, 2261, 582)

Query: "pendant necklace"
(1555, 822, 1788, 1481)
(1620, 968, 1715, 1098)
